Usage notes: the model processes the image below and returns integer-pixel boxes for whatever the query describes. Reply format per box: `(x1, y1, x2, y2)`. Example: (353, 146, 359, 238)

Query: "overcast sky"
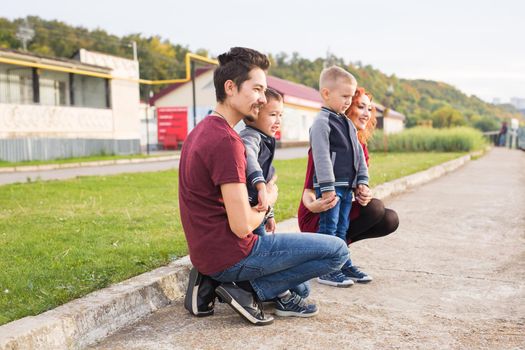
(3, 0, 524, 103)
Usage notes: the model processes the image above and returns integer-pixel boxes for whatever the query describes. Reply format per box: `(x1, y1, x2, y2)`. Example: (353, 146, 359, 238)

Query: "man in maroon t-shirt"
(179, 47, 348, 326)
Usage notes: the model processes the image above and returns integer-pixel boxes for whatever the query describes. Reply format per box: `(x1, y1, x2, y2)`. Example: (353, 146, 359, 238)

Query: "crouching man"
(179, 47, 348, 325)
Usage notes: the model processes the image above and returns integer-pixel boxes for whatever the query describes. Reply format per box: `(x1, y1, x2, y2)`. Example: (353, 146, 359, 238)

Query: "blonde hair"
(319, 66, 357, 90)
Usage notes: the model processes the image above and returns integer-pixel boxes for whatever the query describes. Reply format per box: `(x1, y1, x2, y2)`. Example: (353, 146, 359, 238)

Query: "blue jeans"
(210, 233, 348, 301)
(252, 221, 267, 236)
(317, 186, 353, 242)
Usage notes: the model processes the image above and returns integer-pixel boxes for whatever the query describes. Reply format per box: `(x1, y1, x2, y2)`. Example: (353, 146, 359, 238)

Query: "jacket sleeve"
(356, 142, 369, 186)
(240, 129, 265, 187)
(310, 113, 335, 192)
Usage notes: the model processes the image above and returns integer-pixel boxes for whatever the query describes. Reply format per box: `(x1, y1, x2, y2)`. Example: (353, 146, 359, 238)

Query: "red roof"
(266, 75, 321, 104)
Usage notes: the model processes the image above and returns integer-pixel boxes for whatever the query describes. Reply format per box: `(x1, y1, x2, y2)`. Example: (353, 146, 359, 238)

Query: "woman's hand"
(302, 189, 338, 213)
(355, 184, 372, 206)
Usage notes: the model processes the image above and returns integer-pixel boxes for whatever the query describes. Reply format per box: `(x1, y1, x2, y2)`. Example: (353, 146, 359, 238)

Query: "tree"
(431, 106, 466, 128)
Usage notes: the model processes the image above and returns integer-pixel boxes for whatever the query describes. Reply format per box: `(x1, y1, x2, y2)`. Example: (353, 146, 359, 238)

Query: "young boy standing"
(239, 88, 283, 235)
(310, 66, 369, 287)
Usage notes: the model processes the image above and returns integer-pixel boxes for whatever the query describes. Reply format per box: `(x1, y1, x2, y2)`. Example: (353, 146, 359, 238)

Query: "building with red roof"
(150, 68, 405, 148)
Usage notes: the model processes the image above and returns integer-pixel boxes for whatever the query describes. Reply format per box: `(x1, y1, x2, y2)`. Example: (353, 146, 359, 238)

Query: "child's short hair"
(319, 66, 357, 90)
(265, 87, 283, 103)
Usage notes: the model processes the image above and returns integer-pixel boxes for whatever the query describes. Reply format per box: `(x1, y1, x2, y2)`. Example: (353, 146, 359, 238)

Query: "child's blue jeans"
(316, 186, 353, 242)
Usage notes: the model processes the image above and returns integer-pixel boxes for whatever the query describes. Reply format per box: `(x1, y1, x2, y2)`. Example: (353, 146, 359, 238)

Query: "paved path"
(89, 148, 525, 349)
(0, 147, 309, 186)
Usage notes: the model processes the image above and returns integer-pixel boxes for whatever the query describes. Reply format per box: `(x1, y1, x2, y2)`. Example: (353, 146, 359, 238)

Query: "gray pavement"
(0, 147, 309, 186)
(87, 148, 525, 349)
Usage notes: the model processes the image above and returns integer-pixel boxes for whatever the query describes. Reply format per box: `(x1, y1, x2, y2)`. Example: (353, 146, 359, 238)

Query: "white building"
(0, 48, 141, 161)
(150, 68, 406, 146)
(374, 104, 406, 134)
(151, 69, 323, 146)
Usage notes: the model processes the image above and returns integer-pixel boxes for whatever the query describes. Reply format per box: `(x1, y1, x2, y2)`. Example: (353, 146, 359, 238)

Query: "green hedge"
(368, 127, 487, 152)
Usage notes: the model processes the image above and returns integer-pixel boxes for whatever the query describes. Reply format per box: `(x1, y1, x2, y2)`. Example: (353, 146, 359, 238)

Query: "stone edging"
(0, 149, 485, 350)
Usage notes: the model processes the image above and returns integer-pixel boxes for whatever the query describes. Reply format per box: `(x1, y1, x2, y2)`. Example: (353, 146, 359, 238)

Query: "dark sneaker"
(184, 267, 219, 317)
(274, 292, 318, 318)
(317, 271, 354, 287)
(342, 265, 373, 283)
(215, 283, 274, 326)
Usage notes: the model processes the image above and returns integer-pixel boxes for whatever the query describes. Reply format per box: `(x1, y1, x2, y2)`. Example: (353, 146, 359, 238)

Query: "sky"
(3, 0, 524, 103)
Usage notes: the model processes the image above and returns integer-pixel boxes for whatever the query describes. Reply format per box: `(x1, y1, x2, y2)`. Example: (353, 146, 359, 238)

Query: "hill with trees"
(1, 16, 522, 131)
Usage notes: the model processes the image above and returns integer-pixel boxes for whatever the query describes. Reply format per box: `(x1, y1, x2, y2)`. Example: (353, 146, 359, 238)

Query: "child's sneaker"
(274, 292, 318, 318)
(317, 271, 354, 287)
(342, 265, 373, 283)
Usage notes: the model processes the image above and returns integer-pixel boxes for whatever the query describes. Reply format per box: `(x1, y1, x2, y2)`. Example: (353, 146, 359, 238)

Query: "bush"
(368, 127, 487, 152)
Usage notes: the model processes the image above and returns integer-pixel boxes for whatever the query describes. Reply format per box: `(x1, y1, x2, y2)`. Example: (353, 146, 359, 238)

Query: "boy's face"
(322, 80, 357, 114)
(253, 99, 283, 137)
(230, 67, 267, 121)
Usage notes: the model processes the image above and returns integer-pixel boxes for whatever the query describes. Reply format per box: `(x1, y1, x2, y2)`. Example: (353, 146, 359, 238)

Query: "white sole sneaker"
(316, 277, 354, 287)
(349, 275, 373, 283)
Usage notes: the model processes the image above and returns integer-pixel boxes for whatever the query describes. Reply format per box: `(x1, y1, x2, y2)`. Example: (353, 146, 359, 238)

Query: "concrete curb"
(0, 257, 192, 350)
(0, 150, 484, 350)
(0, 155, 180, 174)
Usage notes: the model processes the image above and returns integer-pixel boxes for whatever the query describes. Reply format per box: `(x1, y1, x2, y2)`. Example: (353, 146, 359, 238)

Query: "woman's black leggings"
(346, 198, 399, 244)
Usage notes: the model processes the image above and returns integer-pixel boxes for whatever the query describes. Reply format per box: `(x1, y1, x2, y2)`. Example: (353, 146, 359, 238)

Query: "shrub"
(368, 127, 487, 152)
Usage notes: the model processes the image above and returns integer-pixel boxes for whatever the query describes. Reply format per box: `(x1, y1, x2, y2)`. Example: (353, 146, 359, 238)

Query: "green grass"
(0, 151, 466, 325)
(272, 152, 465, 221)
(368, 127, 487, 152)
(0, 152, 178, 168)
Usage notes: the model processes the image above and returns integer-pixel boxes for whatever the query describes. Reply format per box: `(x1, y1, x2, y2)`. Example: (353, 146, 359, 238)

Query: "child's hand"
(321, 190, 336, 201)
(256, 187, 268, 212)
(265, 217, 276, 234)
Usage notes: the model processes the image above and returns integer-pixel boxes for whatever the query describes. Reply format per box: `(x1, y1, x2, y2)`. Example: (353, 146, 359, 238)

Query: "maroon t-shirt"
(297, 144, 370, 233)
(178, 115, 258, 275)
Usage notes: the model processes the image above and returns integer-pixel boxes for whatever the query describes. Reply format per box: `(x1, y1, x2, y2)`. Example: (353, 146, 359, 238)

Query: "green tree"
(431, 106, 466, 128)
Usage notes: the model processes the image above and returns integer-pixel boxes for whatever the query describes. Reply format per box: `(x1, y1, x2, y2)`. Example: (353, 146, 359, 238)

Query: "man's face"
(231, 68, 267, 121)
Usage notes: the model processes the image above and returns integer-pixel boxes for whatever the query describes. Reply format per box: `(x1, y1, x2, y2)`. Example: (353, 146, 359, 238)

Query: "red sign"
(157, 107, 188, 148)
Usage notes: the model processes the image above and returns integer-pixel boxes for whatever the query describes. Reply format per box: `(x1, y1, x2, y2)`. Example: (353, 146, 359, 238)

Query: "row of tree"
(1, 16, 522, 131)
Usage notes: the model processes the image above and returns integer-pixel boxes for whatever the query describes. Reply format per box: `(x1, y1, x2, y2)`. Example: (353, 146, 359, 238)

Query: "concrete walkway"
(86, 148, 525, 349)
(0, 147, 309, 186)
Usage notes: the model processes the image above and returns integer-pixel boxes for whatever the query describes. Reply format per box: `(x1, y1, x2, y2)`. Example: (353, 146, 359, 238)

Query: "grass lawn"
(0, 152, 178, 168)
(0, 151, 465, 325)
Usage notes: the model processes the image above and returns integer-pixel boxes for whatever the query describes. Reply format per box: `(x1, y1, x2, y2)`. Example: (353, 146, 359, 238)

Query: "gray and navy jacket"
(239, 126, 276, 218)
(310, 106, 369, 193)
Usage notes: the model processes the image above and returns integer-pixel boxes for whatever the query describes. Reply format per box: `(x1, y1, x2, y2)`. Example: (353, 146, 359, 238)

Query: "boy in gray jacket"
(240, 88, 283, 235)
(310, 66, 370, 287)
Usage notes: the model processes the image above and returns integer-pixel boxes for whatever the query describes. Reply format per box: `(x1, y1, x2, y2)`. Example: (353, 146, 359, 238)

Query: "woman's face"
(349, 94, 372, 131)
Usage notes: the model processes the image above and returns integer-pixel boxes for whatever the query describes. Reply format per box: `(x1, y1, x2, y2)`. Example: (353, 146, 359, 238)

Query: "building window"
(71, 75, 109, 109)
(0, 64, 34, 104)
(39, 70, 70, 106)
(0, 63, 109, 109)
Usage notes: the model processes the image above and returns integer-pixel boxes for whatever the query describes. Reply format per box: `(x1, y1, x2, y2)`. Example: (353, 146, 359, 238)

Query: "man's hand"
(255, 186, 268, 212)
(265, 217, 276, 234)
(321, 190, 336, 201)
(266, 175, 278, 207)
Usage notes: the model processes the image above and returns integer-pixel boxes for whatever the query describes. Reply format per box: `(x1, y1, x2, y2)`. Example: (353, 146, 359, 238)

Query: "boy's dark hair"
(265, 87, 283, 103)
(214, 47, 270, 102)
